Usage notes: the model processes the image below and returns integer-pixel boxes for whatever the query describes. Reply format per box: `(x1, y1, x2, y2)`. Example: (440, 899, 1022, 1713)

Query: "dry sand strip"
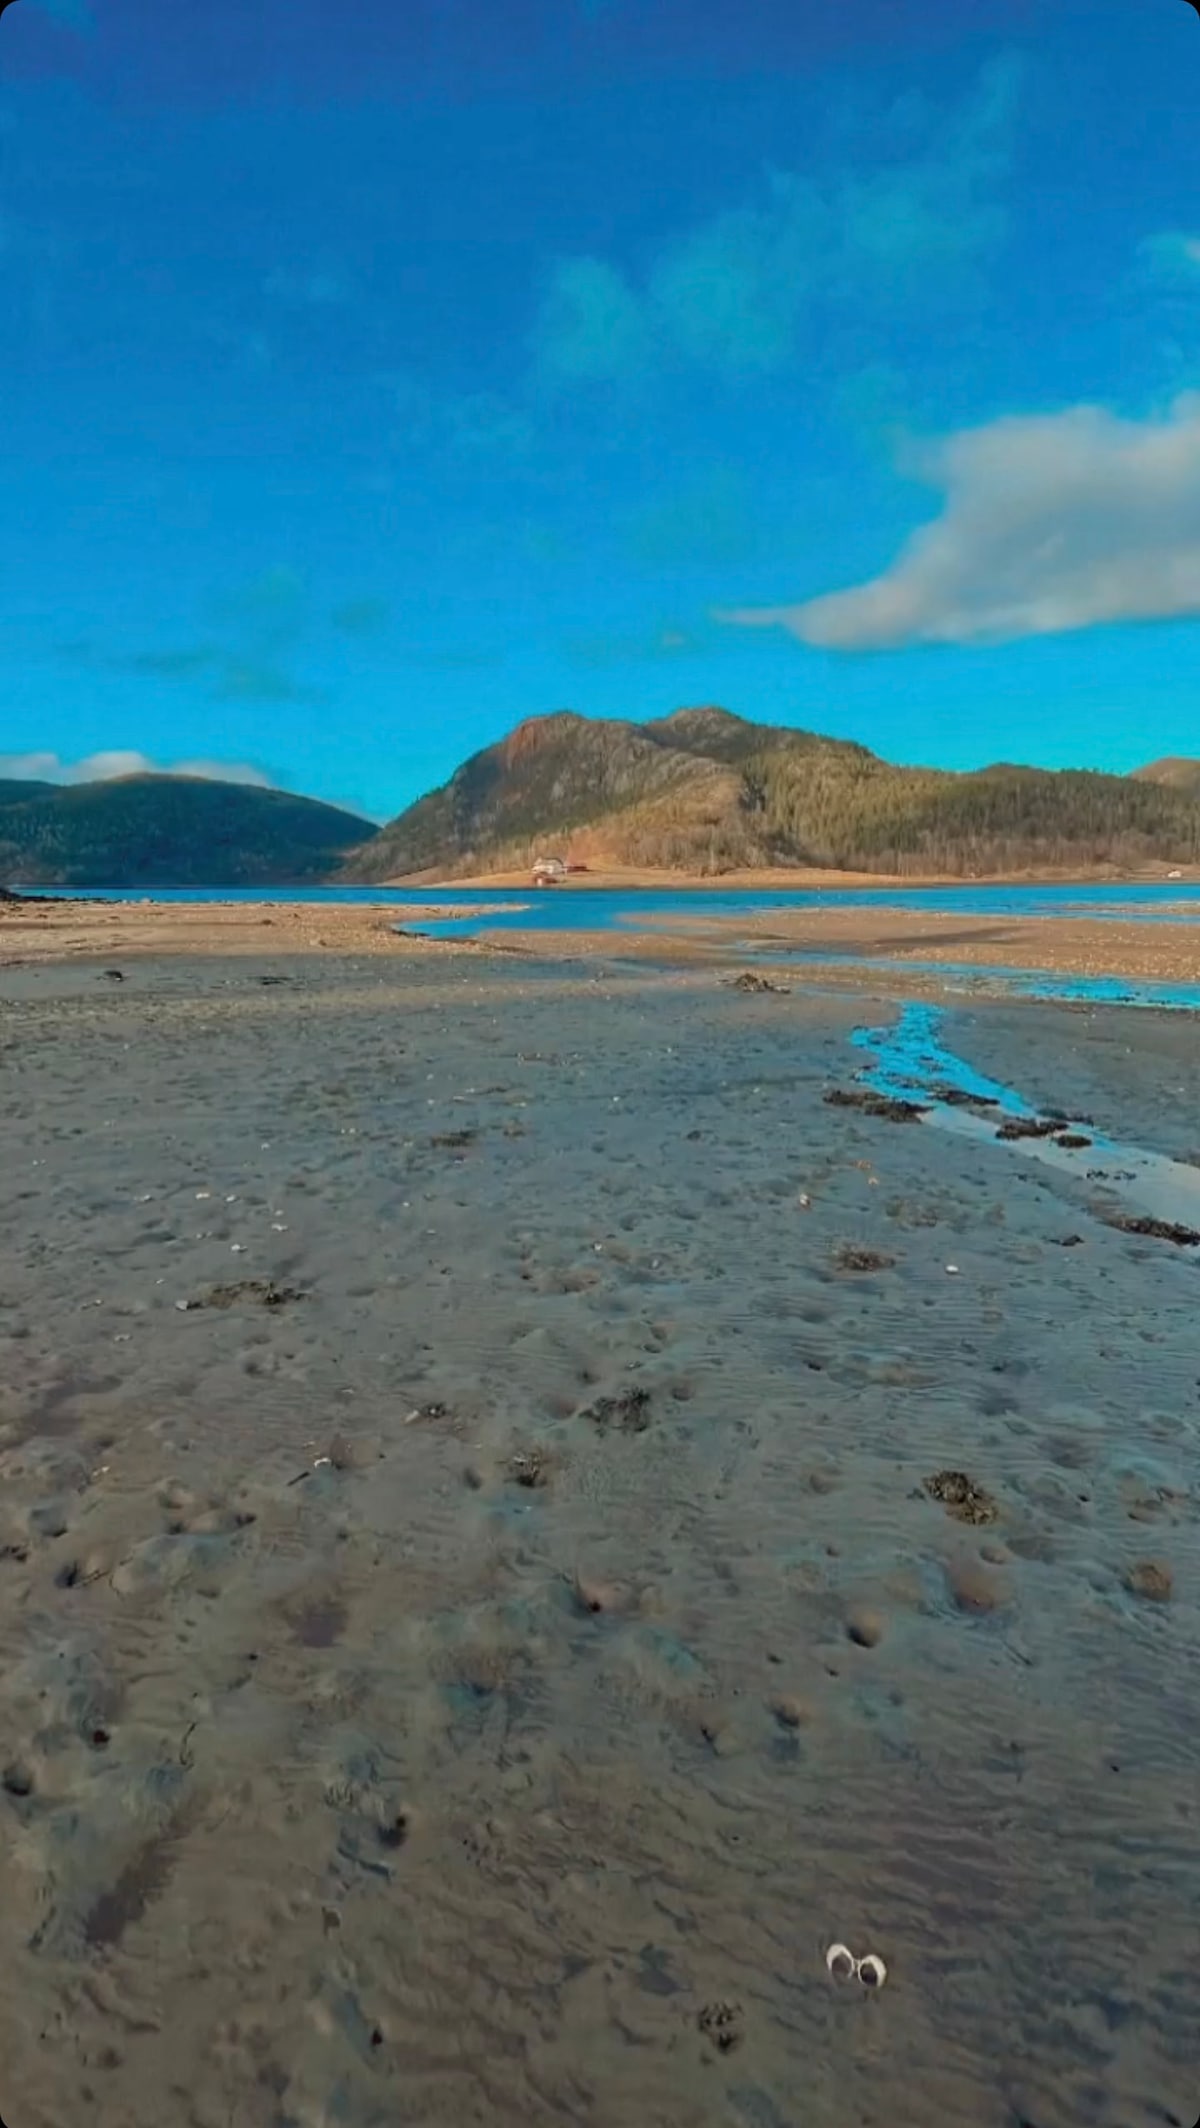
(4, 893, 1200, 986)
(0, 897, 470, 964)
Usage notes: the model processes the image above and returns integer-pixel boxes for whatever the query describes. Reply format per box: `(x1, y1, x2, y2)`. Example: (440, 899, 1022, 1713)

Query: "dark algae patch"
(180, 1279, 305, 1312)
(924, 1470, 1000, 1526)
(582, 1387, 652, 1434)
(834, 1243, 896, 1273)
(725, 971, 790, 994)
(824, 1087, 928, 1123)
(697, 2000, 745, 2054)
(82, 1799, 200, 1950)
(1104, 1214, 1200, 1248)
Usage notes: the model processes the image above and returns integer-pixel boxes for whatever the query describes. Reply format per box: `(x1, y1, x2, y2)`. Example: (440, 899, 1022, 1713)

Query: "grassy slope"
(1134, 758, 1200, 796)
(0, 775, 374, 887)
(350, 711, 1200, 881)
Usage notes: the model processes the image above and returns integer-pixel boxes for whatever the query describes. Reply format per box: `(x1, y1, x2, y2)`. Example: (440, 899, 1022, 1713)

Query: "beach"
(4, 889, 1199, 993)
(1, 927, 1198, 2128)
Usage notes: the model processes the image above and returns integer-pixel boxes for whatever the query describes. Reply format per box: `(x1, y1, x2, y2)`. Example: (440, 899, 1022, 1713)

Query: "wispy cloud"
(535, 57, 1020, 386)
(1138, 231, 1200, 289)
(723, 394, 1200, 650)
(24, 0, 94, 29)
(51, 567, 330, 706)
(564, 625, 697, 668)
(332, 598, 392, 637)
(628, 468, 760, 570)
(384, 374, 536, 466)
(118, 648, 217, 680)
(214, 662, 330, 706)
(263, 264, 350, 308)
(0, 750, 275, 787)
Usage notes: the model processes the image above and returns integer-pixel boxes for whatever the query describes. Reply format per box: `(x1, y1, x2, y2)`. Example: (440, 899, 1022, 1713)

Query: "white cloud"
(0, 751, 276, 787)
(724, 395, 1200, 651)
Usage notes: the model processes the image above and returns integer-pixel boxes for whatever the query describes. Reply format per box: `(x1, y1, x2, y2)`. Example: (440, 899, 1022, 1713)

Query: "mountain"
(0, 774, 374, 887)
(347, 709, 1200, 882)
(344, 711, 748, 879)
(1134, 757, 1200, 796)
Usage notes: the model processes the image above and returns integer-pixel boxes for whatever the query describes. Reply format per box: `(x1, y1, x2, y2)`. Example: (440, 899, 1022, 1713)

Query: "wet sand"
(624, 905, 1200, 987)
(5, 894, 1198, 992)
(1, 952, 1198, 2128)
(0, 896, 465, 965)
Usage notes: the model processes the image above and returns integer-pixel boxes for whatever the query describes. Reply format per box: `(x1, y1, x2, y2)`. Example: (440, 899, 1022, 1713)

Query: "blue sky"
(2, 0, 1199, 820)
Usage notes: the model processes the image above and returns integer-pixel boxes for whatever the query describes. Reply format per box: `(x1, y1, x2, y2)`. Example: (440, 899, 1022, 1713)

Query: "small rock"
(327, 1434, 374, 1473)
(1123, 1560, 1172, 1603)
(572, 1572, 630, 1617)
(846, 1606, 885, 1649)
(768, 1693, 812, 1730)
(507, 1447, 551, 1490)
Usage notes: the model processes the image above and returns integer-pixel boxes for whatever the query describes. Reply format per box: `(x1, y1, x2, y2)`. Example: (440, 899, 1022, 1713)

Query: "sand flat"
(6, 891, 1199, 989)
(0, 896, 466, 964)
(621, 903, 1200, 985)
(1, 950, 1197, 2128)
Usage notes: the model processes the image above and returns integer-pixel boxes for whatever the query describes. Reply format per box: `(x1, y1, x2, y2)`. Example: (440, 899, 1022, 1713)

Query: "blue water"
(852, 1001, 1037, 1118)
(763, 953, 1200, 1013)
(404, 880, 1200, 940)
(850, 1002, 1200, 1235)
(31, 878, 1200, 938)
(32, 880, 1198, 1008)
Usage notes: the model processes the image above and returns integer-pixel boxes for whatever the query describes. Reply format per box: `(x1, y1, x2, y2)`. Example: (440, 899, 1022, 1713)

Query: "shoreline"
(390, 858, 1200, 891)
(5, 891, 1197, 991)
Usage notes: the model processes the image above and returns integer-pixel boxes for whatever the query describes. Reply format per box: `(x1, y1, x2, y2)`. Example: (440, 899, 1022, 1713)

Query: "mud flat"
(0, 951, 1196, 2128)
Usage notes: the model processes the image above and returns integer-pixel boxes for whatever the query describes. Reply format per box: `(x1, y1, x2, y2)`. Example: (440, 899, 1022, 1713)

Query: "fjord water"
(40, 878, 1200, 936)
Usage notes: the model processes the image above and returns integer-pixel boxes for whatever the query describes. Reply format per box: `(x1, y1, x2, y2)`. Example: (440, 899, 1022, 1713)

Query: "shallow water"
(766, 953, 1200, 1013)
(853, 999, 1200, 1239)
(1, 955, 1197, 2128)
(31, 876, 1200, 938)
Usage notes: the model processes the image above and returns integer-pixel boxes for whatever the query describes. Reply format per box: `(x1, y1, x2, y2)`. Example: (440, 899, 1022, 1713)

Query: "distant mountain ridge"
(346, 708, 1200, 882)
(0, 774, 373, 887)
(2, 721, 1196, 887)
(1133, 757, 1200, 796)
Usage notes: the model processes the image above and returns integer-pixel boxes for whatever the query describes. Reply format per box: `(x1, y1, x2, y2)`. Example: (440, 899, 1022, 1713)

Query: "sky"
(2, 0, 1199, 821)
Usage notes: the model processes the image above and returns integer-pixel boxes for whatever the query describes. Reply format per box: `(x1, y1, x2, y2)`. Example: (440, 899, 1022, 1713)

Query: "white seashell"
(857, 1953, 887, 1989)
(825, 1943, 856, 1981)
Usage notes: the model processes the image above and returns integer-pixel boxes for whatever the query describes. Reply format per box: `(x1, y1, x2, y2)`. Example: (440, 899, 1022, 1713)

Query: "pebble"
(846, 1606, 886, 1648)
(1124, 1560, 1172, 1603)
(768, 1693, 812, 1729)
